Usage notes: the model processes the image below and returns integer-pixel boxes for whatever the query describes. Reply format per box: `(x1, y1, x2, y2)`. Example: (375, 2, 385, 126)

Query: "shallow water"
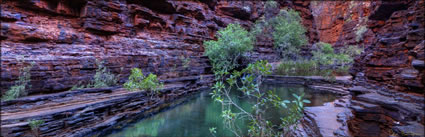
(104, 84, 337, 137)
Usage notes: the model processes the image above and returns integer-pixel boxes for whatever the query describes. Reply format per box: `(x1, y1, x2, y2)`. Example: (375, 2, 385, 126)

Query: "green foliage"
(124, 68, 163, 96)
(280, 93, 310, 132)
(28, 119, 44, 130)
(204, 23, 254, 72)
(276, 60, 318, 76)
(255, 9, 308, 60)
(209, 127, 217, 137)
(275, 60, 339, 81)
(312, 42, 358, 66)
(341, 45, 363, 57)
(2, 61, 34, 101)
(28, 119, 44, 137)
(312, 43, 363, 67)
(312, 42, 336, 65)
(179, 55, 191, 69)
(71, 60, 119, 90)
(355, 25, 368, 42)
(210, 60, 309, 137)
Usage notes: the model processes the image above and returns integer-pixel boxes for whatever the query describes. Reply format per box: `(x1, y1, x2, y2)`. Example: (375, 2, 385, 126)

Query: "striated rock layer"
(311, 1, 373, 47)
(0, 0, 270, 95)
(0, 0, 322, 95)
(350, 0, 424, 94)
(348, 0, 425, 136)
(0, 75, 214, 137)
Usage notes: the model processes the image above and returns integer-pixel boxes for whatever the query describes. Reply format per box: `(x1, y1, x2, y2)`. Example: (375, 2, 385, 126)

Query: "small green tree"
(355, 25, 368, 42)
(124, 68, 163, 98)
(2, 60, 34, 101)
(211, 60, 310, 137)
(312, 42, 363, 67)
(204, 23, 254, 72)
(71, 59, 119, 90)
(28, 119, 44, 137)
(272, 9, 308, 60)
(312, 42, 336, 65)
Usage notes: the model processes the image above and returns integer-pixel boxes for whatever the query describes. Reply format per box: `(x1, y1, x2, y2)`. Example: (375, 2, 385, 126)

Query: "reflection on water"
(104, 84, 337, 137)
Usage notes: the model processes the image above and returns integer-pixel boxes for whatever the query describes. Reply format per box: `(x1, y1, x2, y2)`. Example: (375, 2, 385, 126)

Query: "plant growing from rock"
(2, 59, 34, 101)
(210, 60, 310, 137)
(28, 119, 44, 137)
(252, 8, 308, 60)
(71, 59, 119, 90)
(179, 55, 191, 69)
(312, 42, 363, 67)
(124, 68, 163, 98)
(204, 23, 254, 73)
(355, 25, 368, 42)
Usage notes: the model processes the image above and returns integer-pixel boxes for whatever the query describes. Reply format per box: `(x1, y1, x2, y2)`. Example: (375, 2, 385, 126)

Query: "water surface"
(104, 84, 337, 137)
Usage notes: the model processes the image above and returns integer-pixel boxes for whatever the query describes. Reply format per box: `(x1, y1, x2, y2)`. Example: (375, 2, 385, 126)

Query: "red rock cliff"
(1, 0, 322, 95)
(350, 0, 424, 94)
(1, 0, 272, 94)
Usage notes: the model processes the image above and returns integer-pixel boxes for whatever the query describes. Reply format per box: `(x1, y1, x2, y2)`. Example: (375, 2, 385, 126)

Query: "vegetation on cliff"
(124, 68, 163, 97)
(204, 23, 254, 72)
(2, 59, 34, 101)
(71, 60, 120, 90)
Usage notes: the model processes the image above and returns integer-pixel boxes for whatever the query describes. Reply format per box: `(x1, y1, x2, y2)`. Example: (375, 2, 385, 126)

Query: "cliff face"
(311, 1, 373, 47)
(0, 0, 273, 94)
(1, 0, 422, 99)
(350, 0, 424, 94)
(348, 1, 424, 136)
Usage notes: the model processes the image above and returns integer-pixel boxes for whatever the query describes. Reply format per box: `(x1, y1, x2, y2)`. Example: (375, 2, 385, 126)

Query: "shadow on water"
(103, 84, 337, 137)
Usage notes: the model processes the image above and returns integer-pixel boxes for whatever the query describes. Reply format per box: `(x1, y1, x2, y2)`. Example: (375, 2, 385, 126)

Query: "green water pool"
(104, 84, 337, 137)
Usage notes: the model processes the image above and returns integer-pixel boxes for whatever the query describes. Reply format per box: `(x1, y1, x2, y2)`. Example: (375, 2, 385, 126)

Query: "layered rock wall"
(350, 0, 424, 94)
(1, 0, 275, 95)
(348, 0, 424, 136)
(310, 1, 373, 48)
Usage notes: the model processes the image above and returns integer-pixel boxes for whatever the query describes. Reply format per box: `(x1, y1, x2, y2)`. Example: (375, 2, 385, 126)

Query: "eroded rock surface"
(0, 0, 279, 95)
(0, 75, 214, 137)
(348, 1, 425, 135)
(350, 0, 425, 94)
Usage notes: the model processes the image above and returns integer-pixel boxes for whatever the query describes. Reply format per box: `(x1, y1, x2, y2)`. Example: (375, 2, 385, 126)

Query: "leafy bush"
(124, 68, 163, 97)
(2, 61, 34, 101)
(276, 60, 318, 76)
(275, 42, 362, 78)
(355, 25, 367, 42)
(312, 42, 336, 65)
(272, 9, 308, 60)
(341, 45, 363, 57)
(179, 55, 191, 69)
(204, 23, 254, 72)
(210, 60, 310, 136)
(252, 8, 308, 60)
(29, 119, 44, 130)
(71, 60, 119, 90)
(28, 119, 44, 137)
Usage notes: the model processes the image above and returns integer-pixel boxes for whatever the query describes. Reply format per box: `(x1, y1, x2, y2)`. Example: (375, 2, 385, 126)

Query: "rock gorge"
(1, 0, 424, 137)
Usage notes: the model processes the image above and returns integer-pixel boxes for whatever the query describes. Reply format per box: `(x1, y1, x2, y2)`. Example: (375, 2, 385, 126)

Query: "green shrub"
(28, 119, 44, 137)
(276, 60, 318, 76)
(204, 23, 254, 72)
(312, 42, 336, 65)
(71, 60, 119, 90)
(179, 55, 191, 69)
(252, 8, 308, 60)
(355, 25, 367, 42)
(341, 45, 363, 57)
(2, 61, 34, 101)
(124, 68, 163, 96)
(271, 9, 308, 59)
(210, 60, 310, 136)
(28, 119, 44, 130)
